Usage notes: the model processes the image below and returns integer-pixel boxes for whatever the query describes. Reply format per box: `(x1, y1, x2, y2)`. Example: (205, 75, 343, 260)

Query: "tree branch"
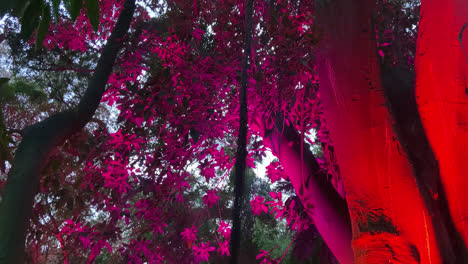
(0, 1, 136, 263)
(256, 112, 353, 263)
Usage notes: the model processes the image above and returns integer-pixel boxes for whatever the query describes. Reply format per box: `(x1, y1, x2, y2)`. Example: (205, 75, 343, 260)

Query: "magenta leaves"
(202, 189, 220, 208)
(251, 196, 268, 216)
(192, 241, 215, 262)
(19, 0, 326, 262)
(181, 226, 198, 248)
(266, 161, 288, 183)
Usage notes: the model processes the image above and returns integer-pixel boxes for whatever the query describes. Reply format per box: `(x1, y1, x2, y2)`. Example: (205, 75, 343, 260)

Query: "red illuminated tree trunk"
(415, 0, 468, 252)
(315, 0, 441, 262)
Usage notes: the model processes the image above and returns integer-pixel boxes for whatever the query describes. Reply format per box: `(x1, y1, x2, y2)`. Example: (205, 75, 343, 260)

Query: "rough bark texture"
(382, 65, 467, 261)
(315, 0, 441, 262)
(256, 113, 353, 263)
(0, 1, 136, 263)
(230, 0, 254, 263)
(415, 1, 468, 261)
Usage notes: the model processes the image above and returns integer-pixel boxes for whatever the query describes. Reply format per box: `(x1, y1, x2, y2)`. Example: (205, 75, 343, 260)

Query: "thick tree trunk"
(415, 0, 468, 260)
(0, 1, 136, 263)
(382, 65, 467, 261)
(254, 114, 353, 263)
(315, 0, 440, 262)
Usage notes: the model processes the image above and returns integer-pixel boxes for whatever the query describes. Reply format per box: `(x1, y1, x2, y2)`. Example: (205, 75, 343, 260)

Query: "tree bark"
(415, 1, 468, 261)
(254, 113, 353, 263)
(315, 0, 440, 262)
(0, 1, 136, 263)
(230, 0, 254, 263)
(382, 65, 467, 261)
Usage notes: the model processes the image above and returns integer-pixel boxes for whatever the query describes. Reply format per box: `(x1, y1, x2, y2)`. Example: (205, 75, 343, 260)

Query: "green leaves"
(68, 0, 82, 21)
(67, 0, 100, 31)
(20, 0, 42, 40)
(36, 4, 51, 50)
(0, 0, 29, 17)
(5, 0, 101, 50)
(18, 0, 51, 50)
(0, 79, 47, 104)
(85, 0, 100, 32)
(51, 0, 61, 22)
(0, 78, 13, 102)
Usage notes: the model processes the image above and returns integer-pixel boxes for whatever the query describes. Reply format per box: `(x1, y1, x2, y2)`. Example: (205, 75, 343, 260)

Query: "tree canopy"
(1, 0, 468, 263)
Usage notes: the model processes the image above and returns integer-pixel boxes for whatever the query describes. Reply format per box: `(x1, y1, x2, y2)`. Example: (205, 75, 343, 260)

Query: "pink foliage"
(250, 196, 268, 215)
(192, 241, 215, 262)
(265, 161, 287, 183)
(217, 240, 230, 256)
(202, 189, 220, 208)
(181, 226, 198, 246)
(26, 0, 323, 261)
(217, 221, 231, 239)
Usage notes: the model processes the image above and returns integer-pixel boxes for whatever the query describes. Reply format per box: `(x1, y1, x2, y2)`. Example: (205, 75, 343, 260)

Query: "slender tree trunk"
(254, 113, 353, 263)
(230, 0, 254, 262)
(415, 1, 468, 260)
(0, 1, 136, 263)
(315, 0, 440, 262)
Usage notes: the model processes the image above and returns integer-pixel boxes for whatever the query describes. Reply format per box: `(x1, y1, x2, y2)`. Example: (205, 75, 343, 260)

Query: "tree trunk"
(230, 0, 254, 262)
(0, 1, 136, 263)
(382, 65, 466, 261)
(315, 0, 440, 262)
(255, 113, 353, 263)
(415, 1, 468, 260)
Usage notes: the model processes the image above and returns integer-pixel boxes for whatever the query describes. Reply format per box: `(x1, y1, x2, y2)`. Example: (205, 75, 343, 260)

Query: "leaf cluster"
(0, 0, 100, 50)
